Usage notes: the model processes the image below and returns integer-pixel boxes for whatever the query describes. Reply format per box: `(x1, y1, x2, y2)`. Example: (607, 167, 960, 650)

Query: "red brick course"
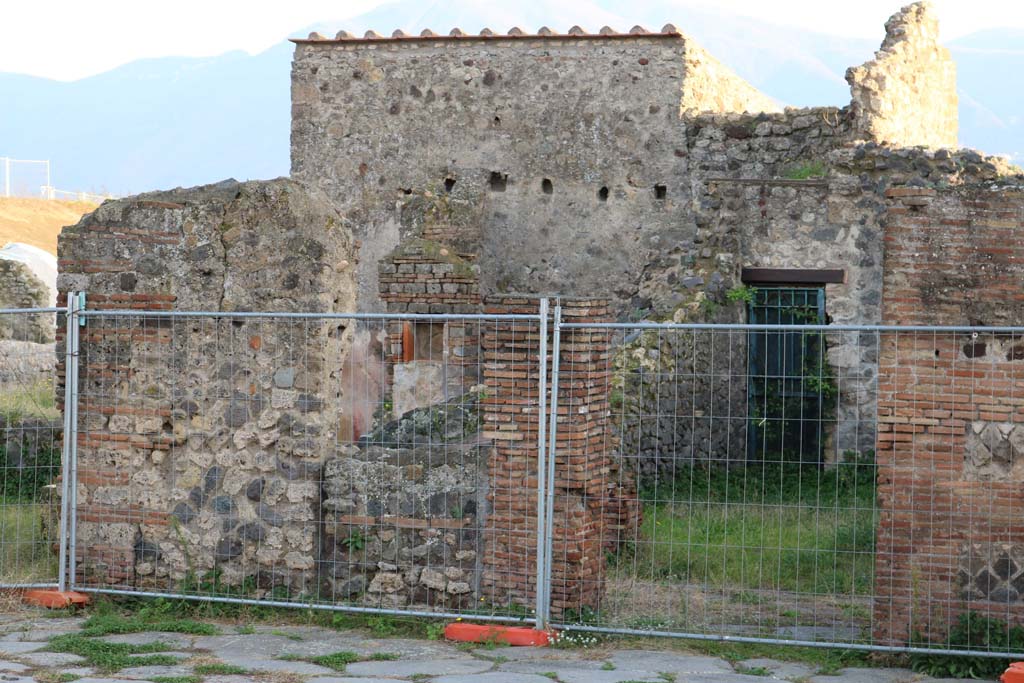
(875, 184, 1024, 646)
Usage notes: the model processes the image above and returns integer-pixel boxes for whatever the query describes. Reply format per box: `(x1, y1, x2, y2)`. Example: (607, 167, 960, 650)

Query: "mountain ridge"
(0, 1, 1017, 196)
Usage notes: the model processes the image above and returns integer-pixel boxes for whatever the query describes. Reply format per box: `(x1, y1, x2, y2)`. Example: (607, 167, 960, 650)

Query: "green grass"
(0, 501, 58, 583)
(0, 379, 59, 422)
(626, 460, 878, 595)
(47, 633, 181, 672)
(310, 651, 360, 670)
(369, 652, 400, 660)
(735, 664, 771, 676)
(686, 638, 871, 674)
(34, 674, 82, 683)
(193, 663, 248, 675)
(281, 650, 398, 672)
(79, 611, 219, 637)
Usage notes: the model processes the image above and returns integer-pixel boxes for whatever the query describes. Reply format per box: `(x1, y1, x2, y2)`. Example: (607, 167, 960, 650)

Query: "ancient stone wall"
(57, 179, 358, 595)
(874, 179, 1024, 646)
(847, 2, 957, 149)
(291, 30, 786, 315)
(0, 259, 54, 343)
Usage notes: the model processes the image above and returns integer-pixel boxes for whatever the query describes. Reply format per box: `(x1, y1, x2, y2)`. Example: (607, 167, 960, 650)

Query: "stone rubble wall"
(0, 259, 55, 343)
(846, 2, 958, 149)
(57, 179, 357, 596)
(291, 34, 714, 313)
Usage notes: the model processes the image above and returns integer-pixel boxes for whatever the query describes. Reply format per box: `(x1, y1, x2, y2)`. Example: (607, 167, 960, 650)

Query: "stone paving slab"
(117, 663, 193, 678)
(498, 659, 612, 673)
(474, 646, 593, 661)
(738, 657, 815, 680)
(559, 670, 664, 683)
(309, 679, 430, 683)
(807, 667, 927, 683)
(345, 658, 494, 677)
(496, 658, 666, 682)
(608, 650, 735, 674)
(0, 642, 45, 655)
(0, 612, 984, 683)
(434, 674, 557, 683)
(16, 651, 85, 666)
(242, 658, 336, 674)
(100, 632, 195, 648)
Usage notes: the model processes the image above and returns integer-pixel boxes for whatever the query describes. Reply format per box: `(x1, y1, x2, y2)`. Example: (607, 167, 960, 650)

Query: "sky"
(2, 0, 1022, 81)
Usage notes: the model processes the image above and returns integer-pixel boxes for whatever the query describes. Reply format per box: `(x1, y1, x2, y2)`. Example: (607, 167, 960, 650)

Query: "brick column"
(875, 184, 1024, 646)
(479, 295, 641, 618)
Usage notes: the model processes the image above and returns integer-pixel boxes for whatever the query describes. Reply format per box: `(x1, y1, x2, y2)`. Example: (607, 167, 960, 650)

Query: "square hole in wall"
(489, 172, 508, 192)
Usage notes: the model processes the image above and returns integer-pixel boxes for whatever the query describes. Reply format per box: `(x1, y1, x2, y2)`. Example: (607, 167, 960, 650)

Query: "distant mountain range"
(1, 0, 1019, 196)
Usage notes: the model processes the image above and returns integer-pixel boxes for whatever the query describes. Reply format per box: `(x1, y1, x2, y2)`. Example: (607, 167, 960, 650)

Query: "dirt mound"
(0, 198, 96, 255)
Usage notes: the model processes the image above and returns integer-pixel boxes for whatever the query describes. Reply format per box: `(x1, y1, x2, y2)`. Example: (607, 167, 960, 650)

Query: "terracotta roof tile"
(294, 24, 681, 44)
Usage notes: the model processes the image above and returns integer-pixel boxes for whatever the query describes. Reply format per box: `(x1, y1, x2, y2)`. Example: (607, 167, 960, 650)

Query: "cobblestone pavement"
(0, 611, 986, 682)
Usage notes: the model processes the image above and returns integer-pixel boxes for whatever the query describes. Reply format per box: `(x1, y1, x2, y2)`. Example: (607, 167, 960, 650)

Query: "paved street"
(0, 611, 988, 682)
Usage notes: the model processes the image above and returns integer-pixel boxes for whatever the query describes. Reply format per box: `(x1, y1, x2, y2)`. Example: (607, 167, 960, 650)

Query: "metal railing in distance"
(0, 307, 63, 589)
(547, 320, 1024, 659)
(69, 308, 549, 624)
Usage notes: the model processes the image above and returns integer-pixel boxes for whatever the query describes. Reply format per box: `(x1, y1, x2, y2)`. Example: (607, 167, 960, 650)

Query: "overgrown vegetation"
(618, 454, 878, 595)
(78, 610, 219, 637)
(47, 633, 181, 672)
(40, 609, 221, 672)
(781, 161, 828, 180)
(193, 663, 248, 675)
(0, 445, 59, 501)
(0, 502, 58, 583)
(0, 379, 59, 422)
(911, 612, 1024, 679)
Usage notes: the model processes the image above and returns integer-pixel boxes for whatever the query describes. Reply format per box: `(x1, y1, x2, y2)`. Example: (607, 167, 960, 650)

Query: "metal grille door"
(747, 287, 829, 464)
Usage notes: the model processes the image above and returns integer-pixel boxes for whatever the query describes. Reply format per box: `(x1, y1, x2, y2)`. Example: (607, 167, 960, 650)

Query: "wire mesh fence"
(0, 308, 62, 588)
(550, 320, 1024, 659)
(7, 293, 1024, 659)
(69, 309, 548, 622)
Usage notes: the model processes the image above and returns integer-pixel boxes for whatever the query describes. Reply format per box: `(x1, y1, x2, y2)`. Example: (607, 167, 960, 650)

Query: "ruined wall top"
(846, 2, 958, 149)
(292, 24, 780, 117)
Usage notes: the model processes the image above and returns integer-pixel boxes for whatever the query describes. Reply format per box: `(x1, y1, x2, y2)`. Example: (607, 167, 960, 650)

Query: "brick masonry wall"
(479, 295, 640, 616)
(875, 182, 1024, 646)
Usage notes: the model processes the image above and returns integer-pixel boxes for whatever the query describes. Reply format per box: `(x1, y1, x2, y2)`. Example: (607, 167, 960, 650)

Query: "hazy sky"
(3, 0, 1021, 81)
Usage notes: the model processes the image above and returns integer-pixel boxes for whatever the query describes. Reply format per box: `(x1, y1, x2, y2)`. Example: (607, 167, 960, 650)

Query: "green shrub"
(911, 612, 1024, 679)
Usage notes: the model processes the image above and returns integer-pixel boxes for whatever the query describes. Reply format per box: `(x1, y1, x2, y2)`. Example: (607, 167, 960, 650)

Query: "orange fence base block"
(23, 590, 90, 609)
(444, 622, 553, 647)
(1003, 662, 1024, 683)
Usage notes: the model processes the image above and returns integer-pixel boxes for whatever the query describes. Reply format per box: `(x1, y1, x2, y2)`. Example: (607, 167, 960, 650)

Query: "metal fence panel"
(0, 307, 63, 589)
(69, 308, 549, 623)
(548, 320, 1024, 659)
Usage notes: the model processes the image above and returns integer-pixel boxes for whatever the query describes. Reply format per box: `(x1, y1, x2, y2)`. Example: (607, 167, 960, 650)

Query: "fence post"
(57, 292, 79, 592)
(535, 298, 550, 629)
(542, 303, 561, 620)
